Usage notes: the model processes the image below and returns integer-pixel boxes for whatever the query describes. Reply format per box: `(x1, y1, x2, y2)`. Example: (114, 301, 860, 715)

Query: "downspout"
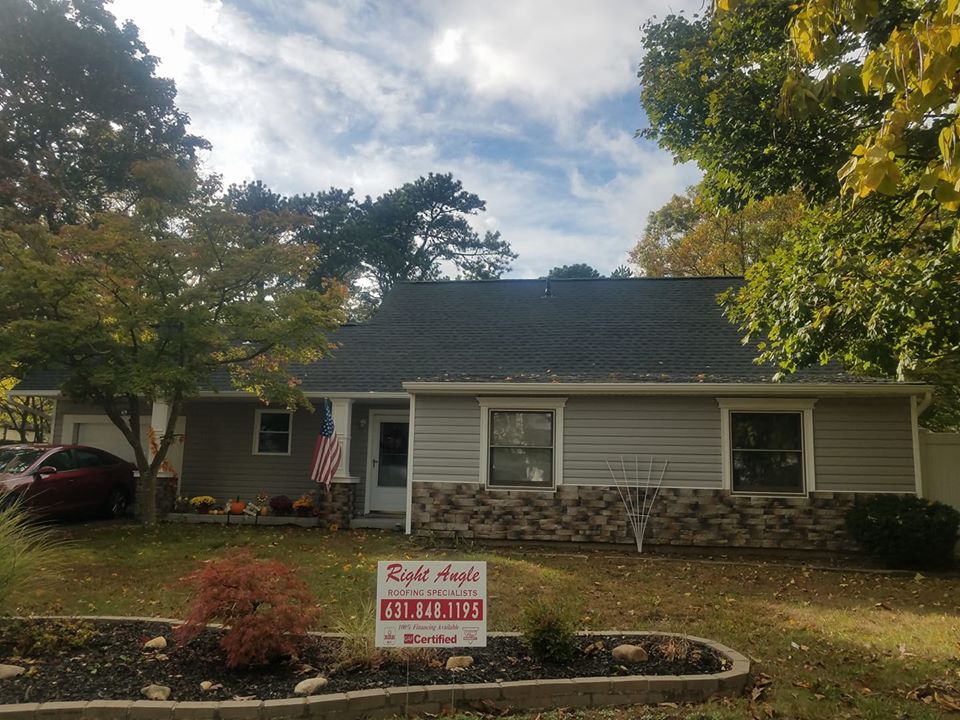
(404, 393, 416, 535)
(911, 389, 933, 498)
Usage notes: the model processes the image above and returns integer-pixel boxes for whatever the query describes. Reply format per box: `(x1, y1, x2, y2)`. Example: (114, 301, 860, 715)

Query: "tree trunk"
(138, 464, 159, 526)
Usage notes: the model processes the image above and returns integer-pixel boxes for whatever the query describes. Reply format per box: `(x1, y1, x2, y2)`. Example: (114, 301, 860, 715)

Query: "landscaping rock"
(0, 664, 25, 680)
(199, 681, 214, 692)
(445, 655, 474, 670)
(143, 636, 167, 650)
(141, 684, 171, 701)
(293, 676, 328, 696)
(612, 644, 649, 663)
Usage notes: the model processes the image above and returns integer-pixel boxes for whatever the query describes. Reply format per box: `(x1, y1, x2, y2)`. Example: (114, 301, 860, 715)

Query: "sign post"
(375, 560, 487, 648)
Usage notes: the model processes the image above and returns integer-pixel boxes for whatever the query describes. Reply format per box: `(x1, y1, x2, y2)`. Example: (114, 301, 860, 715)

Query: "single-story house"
(15, 278, 931, 551)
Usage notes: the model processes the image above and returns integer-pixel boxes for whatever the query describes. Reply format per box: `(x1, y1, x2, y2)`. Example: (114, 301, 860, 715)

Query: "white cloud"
(106, 0, 703, 277)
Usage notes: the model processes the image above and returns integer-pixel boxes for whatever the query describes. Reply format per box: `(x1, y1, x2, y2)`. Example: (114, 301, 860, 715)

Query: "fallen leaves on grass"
(750, 672, 774, 703)
(907, 680, 960, 711)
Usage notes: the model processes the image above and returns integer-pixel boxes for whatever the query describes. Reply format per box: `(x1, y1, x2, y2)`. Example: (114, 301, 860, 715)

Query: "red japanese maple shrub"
(175, 550, 319, 668)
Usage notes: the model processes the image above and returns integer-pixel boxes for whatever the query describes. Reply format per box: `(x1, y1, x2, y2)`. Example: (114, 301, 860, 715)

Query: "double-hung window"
(253, 409, 293, 455)
(479, 398, 565, 490)
(719, 399, 815, 496)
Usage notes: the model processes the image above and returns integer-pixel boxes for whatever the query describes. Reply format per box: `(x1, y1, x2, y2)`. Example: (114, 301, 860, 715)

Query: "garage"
(74, 421, 147, 463)
(62, 415, 186, 479)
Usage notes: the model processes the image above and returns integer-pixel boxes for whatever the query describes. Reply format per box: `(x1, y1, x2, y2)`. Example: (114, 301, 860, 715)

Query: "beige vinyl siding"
(813, 398, 916, 492)
(413, 396, 481, 483)
(179, 399, 407, 501)
(564, 397, 722, 488)
(412, 395, 722, 488)
(180, 401, 325, 500)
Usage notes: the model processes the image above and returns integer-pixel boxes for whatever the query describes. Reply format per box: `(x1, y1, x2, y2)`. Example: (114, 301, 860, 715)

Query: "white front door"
(367, 412, 409, 513)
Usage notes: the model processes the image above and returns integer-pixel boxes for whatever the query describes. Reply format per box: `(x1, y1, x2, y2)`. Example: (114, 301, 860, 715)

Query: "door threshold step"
(352, 514, 405, 530)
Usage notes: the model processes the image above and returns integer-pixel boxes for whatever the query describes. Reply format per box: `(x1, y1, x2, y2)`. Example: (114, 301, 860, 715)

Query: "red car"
(0, 444, 135, 518)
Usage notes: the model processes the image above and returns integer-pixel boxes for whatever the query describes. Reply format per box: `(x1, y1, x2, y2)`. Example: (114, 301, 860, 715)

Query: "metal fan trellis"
(605, 456, 668, 553)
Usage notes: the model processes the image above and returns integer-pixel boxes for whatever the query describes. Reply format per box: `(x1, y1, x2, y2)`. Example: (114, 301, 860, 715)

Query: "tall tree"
(638, 0, 907, 205)
(639, 0, 960, 427)
(0, 0, 346, 521)
(632, 187, 802, 276)
(359, 173, 515, 297)
(228, 174, 516, 317)
(0, 0, 207, 230)
(548, 263, 601, 279)
(0, 173, 346, 524)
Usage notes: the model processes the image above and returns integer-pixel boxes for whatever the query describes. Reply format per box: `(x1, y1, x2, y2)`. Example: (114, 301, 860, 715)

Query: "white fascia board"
(193, 390, 410, 400)
(6, 389, 61, 398)
(11, 389, 412, 401)
(401, 381, 931, 398)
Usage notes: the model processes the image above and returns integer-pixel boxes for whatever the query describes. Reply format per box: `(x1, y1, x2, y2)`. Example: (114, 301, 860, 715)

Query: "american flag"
(310, 400, 341, 490)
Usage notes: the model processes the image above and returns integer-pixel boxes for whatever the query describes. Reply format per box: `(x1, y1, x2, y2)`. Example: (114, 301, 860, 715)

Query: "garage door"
(75, 421, 148, 463)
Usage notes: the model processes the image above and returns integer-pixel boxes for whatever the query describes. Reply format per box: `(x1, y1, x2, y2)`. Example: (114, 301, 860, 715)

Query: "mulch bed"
(0, 619, 729, 704)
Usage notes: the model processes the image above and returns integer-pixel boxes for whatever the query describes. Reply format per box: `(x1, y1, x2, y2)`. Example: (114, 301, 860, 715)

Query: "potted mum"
(292, 493, 315, 517)
(270, 494, 293, 516)
(190, 496, 216, 514)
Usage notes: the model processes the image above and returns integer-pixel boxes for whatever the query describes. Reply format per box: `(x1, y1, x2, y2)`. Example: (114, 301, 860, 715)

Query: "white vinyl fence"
(920, 431, 960, 511)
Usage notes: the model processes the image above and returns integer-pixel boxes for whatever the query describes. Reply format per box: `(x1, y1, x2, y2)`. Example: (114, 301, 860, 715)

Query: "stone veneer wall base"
(410, 484, 893, 552)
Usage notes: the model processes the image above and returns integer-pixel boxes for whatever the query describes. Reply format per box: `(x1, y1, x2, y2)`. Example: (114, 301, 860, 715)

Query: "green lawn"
(11, 522, 960, 719)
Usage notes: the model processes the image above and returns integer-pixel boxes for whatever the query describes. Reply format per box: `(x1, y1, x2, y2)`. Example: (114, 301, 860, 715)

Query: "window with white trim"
(489, 411, 554, 489)
(730, 412, 804, 494)
(719, 399, 815, 496)
(253, 409, 292, 455)
(478, 398, 565, 490)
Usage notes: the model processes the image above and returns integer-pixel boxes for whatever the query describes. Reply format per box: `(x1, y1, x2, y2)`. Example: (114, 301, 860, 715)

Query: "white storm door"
(367, 412, 409, 513)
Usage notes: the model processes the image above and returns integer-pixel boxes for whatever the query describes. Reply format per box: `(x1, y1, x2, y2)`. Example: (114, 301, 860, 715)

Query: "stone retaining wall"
(411, 484, 886, 552)
(0, 632, 750, 720)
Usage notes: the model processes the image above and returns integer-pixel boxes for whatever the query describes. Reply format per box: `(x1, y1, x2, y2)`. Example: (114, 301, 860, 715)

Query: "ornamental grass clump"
(332, 597, 384, 670)
(175, 549, 319, 668)
(0, 494, 63, 613)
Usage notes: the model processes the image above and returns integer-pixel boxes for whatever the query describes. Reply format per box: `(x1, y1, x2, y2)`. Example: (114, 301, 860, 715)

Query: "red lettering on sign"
(434, 563, 481, 588)
(384, 562, 431, 587)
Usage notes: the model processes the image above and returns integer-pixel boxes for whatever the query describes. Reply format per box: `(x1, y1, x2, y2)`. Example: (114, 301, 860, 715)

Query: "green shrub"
(846, 495, 959, 568)
(519, 596, 579, 663)
(4, 618, 99, 656)
(0, 494, 63, 613)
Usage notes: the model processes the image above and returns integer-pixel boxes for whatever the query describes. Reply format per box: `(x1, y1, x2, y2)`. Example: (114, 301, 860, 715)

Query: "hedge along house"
(16, 278, 931, 551)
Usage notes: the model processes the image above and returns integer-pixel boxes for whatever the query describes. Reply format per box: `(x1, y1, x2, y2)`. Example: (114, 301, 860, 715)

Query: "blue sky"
(109, 0, 702, 277)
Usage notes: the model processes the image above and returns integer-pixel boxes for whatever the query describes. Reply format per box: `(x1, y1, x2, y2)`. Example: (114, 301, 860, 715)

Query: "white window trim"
(252, 409, 293, 456)
(477, 397, 566, 492)
(717, 398, 817, 497)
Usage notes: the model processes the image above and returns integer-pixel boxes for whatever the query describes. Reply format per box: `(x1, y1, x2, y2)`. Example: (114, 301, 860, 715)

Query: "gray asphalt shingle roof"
(15, 277, 897, 394)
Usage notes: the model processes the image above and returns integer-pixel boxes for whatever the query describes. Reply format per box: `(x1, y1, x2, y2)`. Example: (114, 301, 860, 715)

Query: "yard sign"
(375, 560, 487, 648)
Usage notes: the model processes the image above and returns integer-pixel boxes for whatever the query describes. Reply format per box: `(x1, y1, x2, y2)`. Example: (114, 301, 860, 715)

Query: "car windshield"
(0, 448, 44, 474)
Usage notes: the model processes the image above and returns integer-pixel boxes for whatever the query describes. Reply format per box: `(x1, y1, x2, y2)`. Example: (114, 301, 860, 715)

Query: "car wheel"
(105, 489, 129, 518)
(0, 492, 19, 512)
